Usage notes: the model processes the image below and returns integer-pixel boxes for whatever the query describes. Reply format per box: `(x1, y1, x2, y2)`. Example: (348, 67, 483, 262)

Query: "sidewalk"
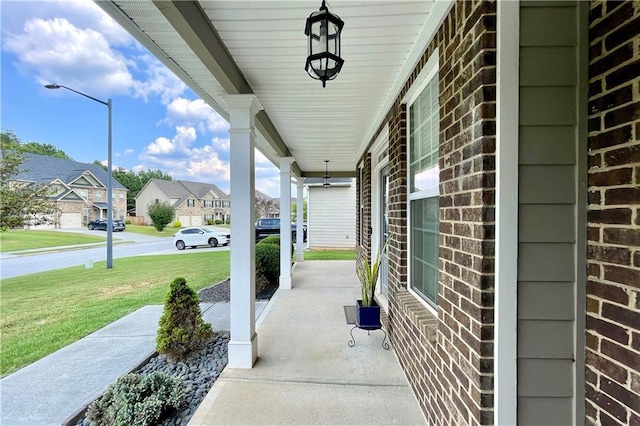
(190, 261, 425, 425)
(0, 301, 267, 426)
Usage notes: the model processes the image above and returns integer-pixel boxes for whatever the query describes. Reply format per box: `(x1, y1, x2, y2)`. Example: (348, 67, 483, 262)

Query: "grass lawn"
(0, 251, 230, 377)
(0, 230, 106, 253)
(303, 249, 355, 260)
(125, 224, 178, 237)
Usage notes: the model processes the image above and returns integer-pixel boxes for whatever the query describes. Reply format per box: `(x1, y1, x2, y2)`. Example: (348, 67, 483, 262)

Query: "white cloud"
(139, 126, 230, 184)
(124, 148, 135, 155)
(2, 2, 185, 102)
(144, 126, 197, 156)
(136, 128, 283, 197)
(132, 56, 186, 105)
(211, 137, 230, 151)
(163, 97, 228, 132)
(3, 17, 134, 96)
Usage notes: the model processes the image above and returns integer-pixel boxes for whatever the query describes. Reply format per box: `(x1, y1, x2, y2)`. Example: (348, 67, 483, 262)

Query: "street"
(0, 229, 230, 279)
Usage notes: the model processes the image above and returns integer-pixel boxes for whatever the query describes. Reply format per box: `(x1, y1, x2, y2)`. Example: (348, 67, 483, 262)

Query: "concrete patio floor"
(189, 260, 426, 425)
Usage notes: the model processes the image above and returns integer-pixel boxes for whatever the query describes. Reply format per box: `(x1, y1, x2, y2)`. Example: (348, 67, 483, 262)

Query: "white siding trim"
(574, 2, 588, 422)
(495, 1, 519, 424)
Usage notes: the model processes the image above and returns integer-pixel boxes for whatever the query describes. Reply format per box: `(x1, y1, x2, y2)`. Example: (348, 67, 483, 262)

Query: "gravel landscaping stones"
(198, 279, 279, 303)
(75, 333, 229, 426)
(74, 279, 277, 426)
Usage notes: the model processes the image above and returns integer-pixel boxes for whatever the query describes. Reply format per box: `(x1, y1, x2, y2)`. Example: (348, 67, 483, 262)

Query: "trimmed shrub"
(172, 220, 182, 228)
(255, 242, 279, 287)
(259, 235, 281, 246)
(259, 235, 294, 257)
(85, 371, 184, 426)
(214, 219, 223, 225)
(156, 277, 213, 362)
(125, 219, 131, 225)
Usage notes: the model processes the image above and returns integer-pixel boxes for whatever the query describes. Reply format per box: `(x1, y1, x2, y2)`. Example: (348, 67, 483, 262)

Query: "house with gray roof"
(135, 178, 230, 226)
(14, 153, 128, 228)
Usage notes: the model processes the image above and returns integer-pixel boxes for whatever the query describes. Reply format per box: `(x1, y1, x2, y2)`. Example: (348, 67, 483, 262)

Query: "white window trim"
(371, 125, 389, 266)
(405, 49, 440, 316)
(370, 125, 390, 312)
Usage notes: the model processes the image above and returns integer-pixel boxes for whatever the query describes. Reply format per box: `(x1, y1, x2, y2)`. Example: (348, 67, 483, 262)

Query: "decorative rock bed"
(73, 279, 278, 426)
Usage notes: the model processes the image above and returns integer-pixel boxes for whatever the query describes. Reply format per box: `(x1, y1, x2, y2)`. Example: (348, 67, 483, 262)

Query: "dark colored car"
(87, 219, 126, 232)
(255, 218, 307, 242)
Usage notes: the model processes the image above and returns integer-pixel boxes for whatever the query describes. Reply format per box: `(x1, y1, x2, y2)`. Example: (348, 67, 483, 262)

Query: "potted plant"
(355, 243, 386, 330)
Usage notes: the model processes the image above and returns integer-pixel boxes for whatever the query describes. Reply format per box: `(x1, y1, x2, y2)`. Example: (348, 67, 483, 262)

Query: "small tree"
(156, 277, 213, 362)
(1, 131, 57, 230)
(147, 201, 175, 231)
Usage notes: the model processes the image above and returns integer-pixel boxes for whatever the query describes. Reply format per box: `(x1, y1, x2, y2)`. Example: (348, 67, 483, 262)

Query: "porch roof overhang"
(97, 0, 452, 177)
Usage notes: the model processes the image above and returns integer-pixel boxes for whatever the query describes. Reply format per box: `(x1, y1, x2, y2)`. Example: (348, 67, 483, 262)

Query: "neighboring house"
(14, 153, 127, 228)
(305, 178, 355, 249)
(135, 179, 230, 226)
(255, 190, 279, 218)
(99, 2, 639, 425)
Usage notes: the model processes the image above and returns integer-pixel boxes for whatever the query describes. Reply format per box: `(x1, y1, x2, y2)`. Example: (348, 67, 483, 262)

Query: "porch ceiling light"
(323, 160, 330, 188)
(304, 0, 344, 88)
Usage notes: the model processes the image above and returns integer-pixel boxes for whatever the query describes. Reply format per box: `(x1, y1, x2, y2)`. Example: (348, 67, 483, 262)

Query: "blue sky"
(0, 0, 281, 197)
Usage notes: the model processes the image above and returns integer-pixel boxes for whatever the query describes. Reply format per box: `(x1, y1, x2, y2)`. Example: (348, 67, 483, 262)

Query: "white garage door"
(178, 215, 190, 226)
(60, 213, 81, 228)
(191, 216, 202, 226)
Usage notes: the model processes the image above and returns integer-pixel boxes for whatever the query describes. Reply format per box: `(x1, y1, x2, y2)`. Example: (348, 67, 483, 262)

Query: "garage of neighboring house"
(59, 212, 82, 228)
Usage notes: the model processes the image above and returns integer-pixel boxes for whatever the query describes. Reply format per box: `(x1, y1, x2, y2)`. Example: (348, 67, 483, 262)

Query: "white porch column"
(224, 94, 263, 369)
(279, 157, 294, 290)
(295, 178, 304, 262)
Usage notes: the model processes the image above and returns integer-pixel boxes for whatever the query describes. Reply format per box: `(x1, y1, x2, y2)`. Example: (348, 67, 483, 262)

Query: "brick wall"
(586, 1, 640, 425)
(357, 1, 497, 424)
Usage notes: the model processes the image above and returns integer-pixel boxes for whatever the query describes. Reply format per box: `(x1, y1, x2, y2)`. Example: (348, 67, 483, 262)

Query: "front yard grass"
(0, 251, 230, 377)
(303, 249, 355, 260)
(124, 224, 178, 237)
(0, 230, 106, 253)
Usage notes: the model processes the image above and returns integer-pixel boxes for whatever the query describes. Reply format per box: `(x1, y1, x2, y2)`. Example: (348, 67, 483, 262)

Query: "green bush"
(214, 220, 223, 225)
(125, 219, 131, 225)
(85, 371, 184, 426)
(255, 242, 279, 286)
(259, 235, 281, 246)
(172, 220, 182, 228)
(259, 235, 294, 256)
(156, 277, 213, 362)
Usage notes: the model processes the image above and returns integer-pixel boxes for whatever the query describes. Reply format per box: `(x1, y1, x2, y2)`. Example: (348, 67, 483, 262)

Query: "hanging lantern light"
(305, 0, 344, 88)
(323, 160, 331, 188)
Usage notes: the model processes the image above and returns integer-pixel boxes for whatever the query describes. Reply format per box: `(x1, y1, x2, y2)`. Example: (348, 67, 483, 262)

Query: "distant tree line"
(92, 161, 172, 212)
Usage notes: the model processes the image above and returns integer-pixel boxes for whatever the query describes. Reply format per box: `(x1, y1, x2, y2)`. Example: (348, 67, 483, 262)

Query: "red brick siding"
(587, 1, 640, 425)
(357, 1, 497, 424)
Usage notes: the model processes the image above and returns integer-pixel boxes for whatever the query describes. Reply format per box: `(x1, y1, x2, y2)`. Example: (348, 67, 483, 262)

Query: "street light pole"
(45, 83, 114, 269)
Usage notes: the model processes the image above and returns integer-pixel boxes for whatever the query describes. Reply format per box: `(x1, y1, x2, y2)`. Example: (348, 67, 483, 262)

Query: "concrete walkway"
(0, 301, 267, 426)
(190, 261, 425, 425)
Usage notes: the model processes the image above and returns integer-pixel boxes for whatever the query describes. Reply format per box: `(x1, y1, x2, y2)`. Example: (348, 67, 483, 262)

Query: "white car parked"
(173, 227, 229, 250)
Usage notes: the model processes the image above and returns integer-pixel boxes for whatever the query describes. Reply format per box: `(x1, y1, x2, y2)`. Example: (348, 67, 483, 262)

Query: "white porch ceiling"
(98, 1, 449, 176)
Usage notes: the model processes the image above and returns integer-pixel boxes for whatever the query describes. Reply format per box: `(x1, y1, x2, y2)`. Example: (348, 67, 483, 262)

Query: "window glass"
(408, 69, 439, 307)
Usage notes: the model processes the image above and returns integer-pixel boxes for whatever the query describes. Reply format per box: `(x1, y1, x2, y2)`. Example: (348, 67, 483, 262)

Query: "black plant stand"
(348, 324, 389, 350)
